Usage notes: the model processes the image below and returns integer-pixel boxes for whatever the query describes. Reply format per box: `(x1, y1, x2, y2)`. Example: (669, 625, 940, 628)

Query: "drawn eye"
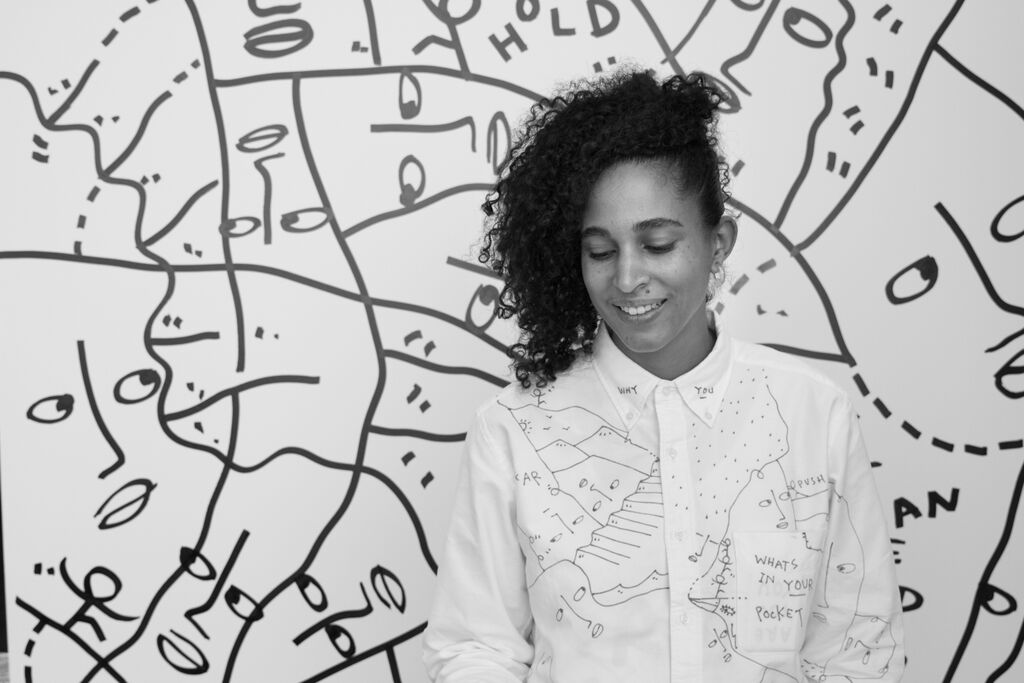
(465, 284, 500, 333)
(94, 479, 156, 530)
(995, 348, 1024, 399)
(326, 623, 356, 659)
(179, 547, 216, 581)
(993, 194, 1024, 243)
(578, 478, 589, 488)
(27, 394, 74, 423)
(836, 563, 856, 574)
(782, 8, 833, 48)
(297, 574, 328, 612)
(885, 256, 938, 304)
(281, 207, 332, 233)
(236, 124, 288, 153)
(370, 565, 406, 613)
(486, 111, 511, 174)
(243, 19, 313, 59)
(731, 0, 764, 8)
(758, 498, 772, 507)
(114, 369, 161, 404)
(980, 583, 1017, 616)
(220, 216, 261, 238)
(225, 585, 265, 622)
(399, 70, 422, 120)
(158, 629, 210, 675)
(398, 154, 426, 207)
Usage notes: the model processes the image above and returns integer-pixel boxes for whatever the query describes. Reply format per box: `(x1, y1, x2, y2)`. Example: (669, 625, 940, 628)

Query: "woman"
(424, 68, 904, 682)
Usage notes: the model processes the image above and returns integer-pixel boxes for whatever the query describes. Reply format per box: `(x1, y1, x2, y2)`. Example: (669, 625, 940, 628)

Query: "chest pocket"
(732, 525, 826, 653)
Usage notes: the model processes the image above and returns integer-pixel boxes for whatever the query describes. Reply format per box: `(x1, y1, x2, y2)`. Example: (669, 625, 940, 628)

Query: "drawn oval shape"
(84, 567, 122, 600)
(243, 19, 313, 59)
(236, 124, 289, 153)
(836, 562, 856, 574)
(437, 0, 482, 23)
(27, 394, 74, 423)
(220, 216, 261, 237)
(550, 533, 562, 543)
(179, 547, 216, 581)
(592, 500, 602, 512)
(992, 193, 1024, 242)
(114, 368, 161, 404)
(995, 347, 1024, 399)
(758, 498, 772, 508)
(371, 564, 407, 613)
(296, 573, 328, 612)
(398, 70, 423, 120)
(591, 623, 604, 638)
(516, 0, 540, 21)
(281, 207, 332, 233)
(95, 478, 157, 530)
(782, 8, 833, 48)
(486, 111, 511, 174)
(326, 623, 356, 659)
(555, 607, 564, 621)
(609, 479, 619, 490)
(980, 583, 1017, 616)
(157, 629, 210, 675)
(885, 256, 938, 305)
(465, 284, 500, 333)
(573, 587, 586, 602)
(578, 478, 589, 488)
(731, 0, 764, 9)
(225, 585, 265, 622)
(398, 154, 426, 207)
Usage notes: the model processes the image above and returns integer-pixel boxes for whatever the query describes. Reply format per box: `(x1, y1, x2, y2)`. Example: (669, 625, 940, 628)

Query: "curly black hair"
(480, 68, 730, 388)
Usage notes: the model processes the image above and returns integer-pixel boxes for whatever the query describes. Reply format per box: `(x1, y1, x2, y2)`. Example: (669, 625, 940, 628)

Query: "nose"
(613, 251, 649, 293)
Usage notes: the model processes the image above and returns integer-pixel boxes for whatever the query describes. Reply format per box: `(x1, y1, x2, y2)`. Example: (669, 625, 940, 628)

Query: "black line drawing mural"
(0, 1, 1020, 681)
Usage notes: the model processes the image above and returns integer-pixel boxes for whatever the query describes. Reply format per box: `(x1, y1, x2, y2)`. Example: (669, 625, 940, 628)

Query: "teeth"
(620, 302, 662, 316)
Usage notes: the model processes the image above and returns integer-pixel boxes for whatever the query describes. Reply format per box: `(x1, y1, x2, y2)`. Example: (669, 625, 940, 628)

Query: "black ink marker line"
(774, 0, 854, 230)
(163, 375, 320, 421)
(15, 598, 127, 683)
(361, 0, 382, 65)
(662, 0, 715, 63)
(760, 344, 849, 365)
(103, 90, 172, 175)
(934, 45, 1024, 122)
(721, 0, 780, 97)
(795, 0, 967, 251)
(445, 255, 502, 280)
(150, 332, 221, 345)
(342, 183, 492, 238)
(367, 425, 466, 443)
(142, 180, 219, 246)
(293, 583, 372, 644)
(371, 116, 477, 151)
(78, 340, 127, 478)
(298, 623, 427, 683)
(48, 59, 100, 124)
(626, 0, 685, 76)
(384, 349, 508, 387)
(185, 529, 250, 638)
(254, 152, 284, 244)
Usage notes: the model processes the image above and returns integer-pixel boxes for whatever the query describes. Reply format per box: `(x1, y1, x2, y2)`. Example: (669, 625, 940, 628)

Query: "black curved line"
(720, 0, 779, 97)
(944, 462, 1024, 681)
(15, 598, 127, 683)
(987, 326, 1024, 354)
(988, 619, 1024, 682)
(293, 583, 372, 644)
(142, 180, 219, 247)
(103, 90, 173, 175)
(759, 343, 850, 364)
(0, 250, 162, 270)
(254, 152, 284, 244)
(212, 64, 543, 101)
(163, 374, 320, 421)
(727, 196, 854, 364)
(298, 623, 427, 683)
(934, 203, 1024, 317)
(185, 530, 250, 637)
(370, 295, 509, 354)
(795, 0, 967, 251)
(362, 0, 382, 66)
(341, 183, 492, 238)
(384, 349, 508, 387)
(151, 332, 221, 345)
(48, 59, 101, 124)
(77, 340, 127, 479)
(626, 0, 685, 75)
(386, 646, 401, 682)
(774, 0, 854, 229)
(934, 44, 1024, 123)
(367, 425, 466, 442)
(663, 0, 716, 62)
(445, 255, 502, 280)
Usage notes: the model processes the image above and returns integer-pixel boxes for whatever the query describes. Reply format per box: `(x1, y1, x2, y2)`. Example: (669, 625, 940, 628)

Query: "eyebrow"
(581, 217, 684, 237)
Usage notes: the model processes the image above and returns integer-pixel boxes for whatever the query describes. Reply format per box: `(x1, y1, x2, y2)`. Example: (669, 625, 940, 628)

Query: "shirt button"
(661, 385, 673, 397)
(625, 411, 634, 421)
(704, 410, 713, 420)
(674, 532, 685, 541)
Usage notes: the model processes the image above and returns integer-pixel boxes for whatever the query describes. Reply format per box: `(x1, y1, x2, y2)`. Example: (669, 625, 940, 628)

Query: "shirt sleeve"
(423, 406, 535, 683)
(801, 396, 906, 681)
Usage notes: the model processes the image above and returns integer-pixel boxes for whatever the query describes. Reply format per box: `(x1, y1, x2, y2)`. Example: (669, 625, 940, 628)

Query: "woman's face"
(580, 159, 736, 378)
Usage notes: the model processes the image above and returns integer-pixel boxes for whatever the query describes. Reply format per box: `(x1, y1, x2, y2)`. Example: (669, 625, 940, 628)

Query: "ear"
(710, 212, 738, 263)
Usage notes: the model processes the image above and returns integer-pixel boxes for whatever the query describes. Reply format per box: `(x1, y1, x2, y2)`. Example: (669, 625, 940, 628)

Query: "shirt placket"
(654, 381, 702, 682)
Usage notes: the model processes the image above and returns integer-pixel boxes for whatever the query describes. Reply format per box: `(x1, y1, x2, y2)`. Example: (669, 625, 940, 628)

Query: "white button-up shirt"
(424, 325, 904, 682)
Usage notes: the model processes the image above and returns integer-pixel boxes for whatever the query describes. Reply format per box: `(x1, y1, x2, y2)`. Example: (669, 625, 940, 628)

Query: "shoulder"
(729, 337, 851, 405)
(472, 352, 600, 426)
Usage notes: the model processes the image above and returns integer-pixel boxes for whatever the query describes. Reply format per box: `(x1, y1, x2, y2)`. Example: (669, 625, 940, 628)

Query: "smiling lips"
(616, 300, 666, 316)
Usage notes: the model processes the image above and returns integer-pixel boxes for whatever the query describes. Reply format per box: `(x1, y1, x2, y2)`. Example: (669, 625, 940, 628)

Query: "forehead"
(582, 160, 702, 230)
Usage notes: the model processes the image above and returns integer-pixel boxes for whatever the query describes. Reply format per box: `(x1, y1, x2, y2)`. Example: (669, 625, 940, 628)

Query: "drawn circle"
(992, 194, 1024, 242)
(782, 8, 833, 48)
(114, 369, 161, 404)
(885, 256, 938, 305)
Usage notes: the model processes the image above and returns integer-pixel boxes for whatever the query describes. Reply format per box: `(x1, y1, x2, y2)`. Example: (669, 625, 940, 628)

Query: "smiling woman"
(423, 68, 905, 682)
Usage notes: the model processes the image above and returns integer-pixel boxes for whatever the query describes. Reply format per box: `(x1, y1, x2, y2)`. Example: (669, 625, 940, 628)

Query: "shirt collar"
(592, 315, 733, 430)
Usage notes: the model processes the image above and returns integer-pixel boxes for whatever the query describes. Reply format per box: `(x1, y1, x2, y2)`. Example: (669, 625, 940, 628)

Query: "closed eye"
(585, 249, 615, 261)
(645, 242, 676, 254)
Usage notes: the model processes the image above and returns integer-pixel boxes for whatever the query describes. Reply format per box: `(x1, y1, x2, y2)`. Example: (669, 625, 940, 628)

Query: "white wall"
(1, 1, 1021, 681)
